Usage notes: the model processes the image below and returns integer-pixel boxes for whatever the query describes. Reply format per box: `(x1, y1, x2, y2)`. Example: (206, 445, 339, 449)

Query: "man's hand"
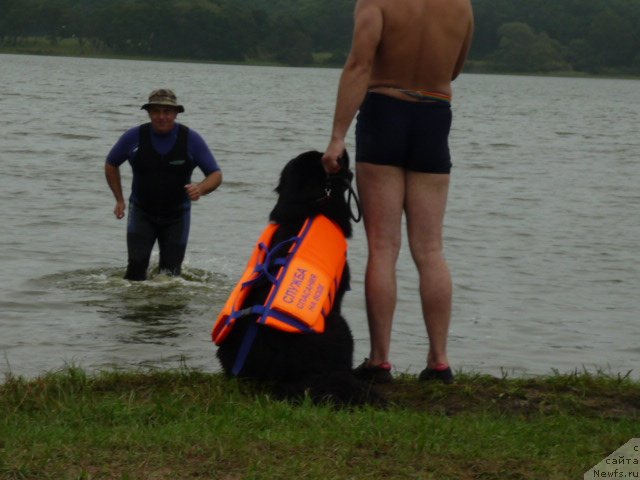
(114, 200, 125, 219)
(322, 138, 346, 173)
(185, 183, 202, 201)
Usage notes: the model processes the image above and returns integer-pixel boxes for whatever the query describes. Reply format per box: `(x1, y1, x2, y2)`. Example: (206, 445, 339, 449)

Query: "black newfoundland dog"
(214, 150, 382, 405)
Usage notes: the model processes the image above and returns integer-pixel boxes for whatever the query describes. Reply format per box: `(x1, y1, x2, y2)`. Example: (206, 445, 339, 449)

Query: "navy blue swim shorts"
(355, 92, 452, 173)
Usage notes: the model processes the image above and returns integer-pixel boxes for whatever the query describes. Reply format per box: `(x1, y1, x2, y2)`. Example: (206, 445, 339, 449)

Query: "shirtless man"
(322, 0, 473, 383)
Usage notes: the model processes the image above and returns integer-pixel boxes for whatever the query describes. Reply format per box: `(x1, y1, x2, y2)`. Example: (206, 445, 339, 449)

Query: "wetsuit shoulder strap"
(138, 123, 152, 150)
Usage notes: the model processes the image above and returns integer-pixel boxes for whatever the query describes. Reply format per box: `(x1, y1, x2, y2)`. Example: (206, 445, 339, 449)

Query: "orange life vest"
(212, 214, 347, 348)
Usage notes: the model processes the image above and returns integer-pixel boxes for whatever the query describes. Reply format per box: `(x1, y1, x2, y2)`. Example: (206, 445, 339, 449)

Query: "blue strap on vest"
(232, 322, 258, 375)
(230, 234, 302, 375)
(230, 306, 315, 376)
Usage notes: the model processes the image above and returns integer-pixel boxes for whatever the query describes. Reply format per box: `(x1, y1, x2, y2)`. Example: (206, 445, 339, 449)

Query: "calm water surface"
(1, 54, 638, 379)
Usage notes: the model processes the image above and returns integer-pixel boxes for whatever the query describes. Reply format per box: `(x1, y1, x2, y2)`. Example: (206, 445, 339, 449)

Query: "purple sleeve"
(106, 127, 139, 166)
(188, 129, 220, 175)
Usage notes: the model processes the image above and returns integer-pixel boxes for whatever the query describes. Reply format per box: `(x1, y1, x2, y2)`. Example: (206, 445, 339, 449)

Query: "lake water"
(1, 53, 638, 380)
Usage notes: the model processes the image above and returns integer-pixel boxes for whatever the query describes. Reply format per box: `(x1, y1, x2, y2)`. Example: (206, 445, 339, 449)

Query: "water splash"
(33, 266, 231, 342)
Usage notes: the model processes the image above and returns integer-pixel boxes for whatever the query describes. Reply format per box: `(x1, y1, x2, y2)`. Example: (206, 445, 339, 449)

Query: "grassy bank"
(1, 368, 638, 479)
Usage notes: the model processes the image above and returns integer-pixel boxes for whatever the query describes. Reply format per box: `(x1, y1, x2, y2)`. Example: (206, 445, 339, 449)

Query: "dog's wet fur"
(216, 150, 383, 406)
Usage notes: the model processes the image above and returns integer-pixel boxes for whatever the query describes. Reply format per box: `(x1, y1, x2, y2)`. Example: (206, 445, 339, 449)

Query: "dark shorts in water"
(125, 202, 191, 280)
(355, 92, 452, 173)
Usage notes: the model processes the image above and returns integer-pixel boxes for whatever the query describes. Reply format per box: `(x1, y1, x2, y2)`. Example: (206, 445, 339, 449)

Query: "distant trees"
(490, 22, 567, 73)
(1, 0, 639, 75)
(584, 10, 637, 71)
(470, 0, 640, 75)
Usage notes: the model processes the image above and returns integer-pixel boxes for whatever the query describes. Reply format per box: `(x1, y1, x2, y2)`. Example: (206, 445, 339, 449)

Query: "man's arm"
(105, 163, 126, 219)
(185, 129, 222, 201)
(452, 14, 474, 81)
(185, 170, 222, 201)
(322, 0, 383, 173)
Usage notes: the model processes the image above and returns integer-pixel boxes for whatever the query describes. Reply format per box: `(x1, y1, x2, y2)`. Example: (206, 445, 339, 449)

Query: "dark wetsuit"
(355, 92, 452, 173)
(106, 123, 219, 280)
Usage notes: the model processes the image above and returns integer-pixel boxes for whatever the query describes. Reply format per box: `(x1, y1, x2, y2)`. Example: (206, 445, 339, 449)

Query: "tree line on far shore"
(1, 0, 639, 75)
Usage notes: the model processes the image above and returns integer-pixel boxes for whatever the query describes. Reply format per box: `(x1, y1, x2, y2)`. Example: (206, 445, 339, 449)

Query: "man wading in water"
(105, 89, 222, 280)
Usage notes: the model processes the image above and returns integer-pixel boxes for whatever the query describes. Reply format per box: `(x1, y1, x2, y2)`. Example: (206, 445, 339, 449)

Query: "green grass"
(1, 367, 638, 479)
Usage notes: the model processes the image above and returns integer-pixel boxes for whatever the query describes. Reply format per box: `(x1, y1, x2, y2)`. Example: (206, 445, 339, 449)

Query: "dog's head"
(270, 150, 354, 237)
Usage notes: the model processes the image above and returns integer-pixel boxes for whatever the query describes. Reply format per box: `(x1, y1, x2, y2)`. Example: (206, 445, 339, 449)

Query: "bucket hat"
(141, 89, 185, 113)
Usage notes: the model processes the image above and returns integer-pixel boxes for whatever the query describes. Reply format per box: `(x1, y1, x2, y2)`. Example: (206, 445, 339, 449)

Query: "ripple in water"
(33, 266, 231, 345)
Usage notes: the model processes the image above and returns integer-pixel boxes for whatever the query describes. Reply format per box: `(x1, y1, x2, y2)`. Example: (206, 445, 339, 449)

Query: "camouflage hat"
(141, 89, 185, 113)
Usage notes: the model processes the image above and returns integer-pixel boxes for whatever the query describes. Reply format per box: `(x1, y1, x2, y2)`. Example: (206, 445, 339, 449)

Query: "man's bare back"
(322, 0, 473, 171)
(368, 0, 474, 98)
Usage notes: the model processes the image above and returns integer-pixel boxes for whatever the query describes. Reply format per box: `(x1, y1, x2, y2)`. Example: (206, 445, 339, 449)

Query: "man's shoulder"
(107, 125, 141, 164)
(184, 125, 204, 142)
(117, 125, 142, 143)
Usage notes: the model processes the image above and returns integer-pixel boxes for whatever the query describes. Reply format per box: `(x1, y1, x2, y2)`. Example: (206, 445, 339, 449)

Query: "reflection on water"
(33, 266, 229, 347)
(111, 285, 190, 343)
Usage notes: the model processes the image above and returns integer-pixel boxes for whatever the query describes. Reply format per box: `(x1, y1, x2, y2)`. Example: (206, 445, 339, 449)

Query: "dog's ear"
(275, 150, 326, 200)
(271, 151, 326, 225)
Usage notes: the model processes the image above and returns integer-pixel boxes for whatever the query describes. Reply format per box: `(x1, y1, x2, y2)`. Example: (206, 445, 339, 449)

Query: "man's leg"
(356, 162, 405, 367)
(125, 204, 156, 281)
(405, 172, 452, 369)
(157, 209, 190, 276)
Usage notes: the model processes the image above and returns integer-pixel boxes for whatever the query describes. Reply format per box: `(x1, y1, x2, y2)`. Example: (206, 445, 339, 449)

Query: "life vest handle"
(241, 237, 299, 290)
(229, 305, 265, 320)
(262, 236, 299, 271)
